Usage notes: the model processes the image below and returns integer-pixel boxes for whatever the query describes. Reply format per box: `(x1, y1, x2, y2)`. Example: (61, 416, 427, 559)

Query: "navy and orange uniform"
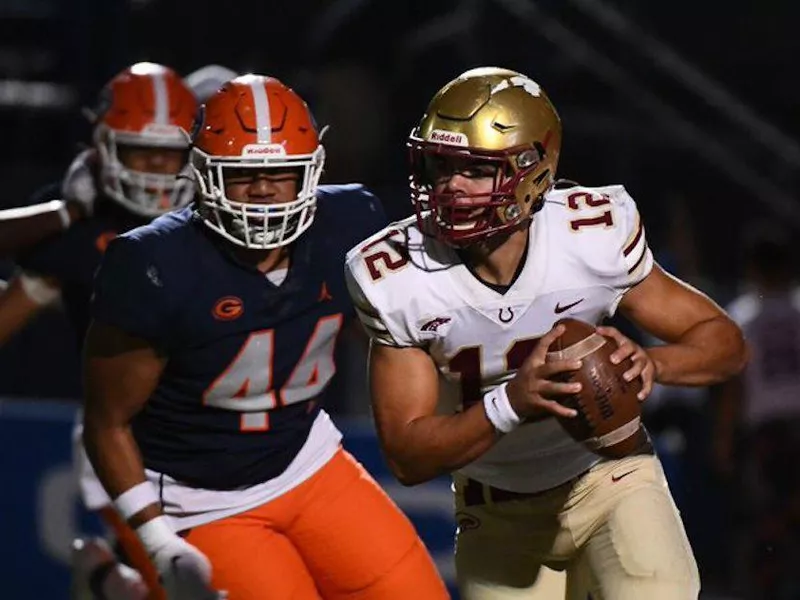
(16, 182, 144, 346)
(91, 185, 451, 600)
(91, 184, 384, 490)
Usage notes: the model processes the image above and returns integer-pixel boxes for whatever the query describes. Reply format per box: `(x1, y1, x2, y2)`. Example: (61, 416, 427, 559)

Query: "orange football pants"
(183, 449, 450, 600)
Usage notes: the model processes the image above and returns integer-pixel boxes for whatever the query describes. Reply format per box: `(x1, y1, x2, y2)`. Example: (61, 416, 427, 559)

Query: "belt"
(462, 478, 557, 507)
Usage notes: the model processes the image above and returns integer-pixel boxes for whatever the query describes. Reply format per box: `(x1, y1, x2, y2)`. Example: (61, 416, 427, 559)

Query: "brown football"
(545, 318, 646, 459)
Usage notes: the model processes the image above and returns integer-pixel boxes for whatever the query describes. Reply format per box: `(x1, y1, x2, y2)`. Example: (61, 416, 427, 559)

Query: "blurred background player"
(0, 63, 235, 270)
(0, 62, 198, 599)
(184, 64, 238, 106)
(714, 224, 800, 599)
(83, 74, 448, 600)
(345, 67, 747, 600)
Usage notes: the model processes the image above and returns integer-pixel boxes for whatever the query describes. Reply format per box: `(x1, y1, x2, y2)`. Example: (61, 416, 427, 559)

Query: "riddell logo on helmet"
(142, 124, 183, 137)
(242, 144, 286, 156)
(429, 130, 468, 146)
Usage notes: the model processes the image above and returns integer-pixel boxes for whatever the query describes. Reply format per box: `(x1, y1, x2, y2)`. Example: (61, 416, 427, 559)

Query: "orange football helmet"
(92, 62, 197, 217)
(191, 74, 325, 249)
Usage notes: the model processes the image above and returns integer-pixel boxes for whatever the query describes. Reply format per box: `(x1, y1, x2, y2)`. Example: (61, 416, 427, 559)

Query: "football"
(545, 318, 646, 459)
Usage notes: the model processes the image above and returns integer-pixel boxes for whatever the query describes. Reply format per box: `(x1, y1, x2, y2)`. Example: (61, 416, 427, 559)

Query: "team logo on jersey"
(420, 316, 452, 333)
(146, 265, 163, 288)
(212, 296, 244, 321)
(498, 307, 514, 323)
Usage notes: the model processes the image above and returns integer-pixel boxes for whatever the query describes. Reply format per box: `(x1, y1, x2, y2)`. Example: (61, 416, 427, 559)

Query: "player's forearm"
(0, 201, 76, 257)
(82, 419, 161, 526)
(648, 316, 748, 386)
(380, 404, 497, 486)
(0, 280, 46, 346)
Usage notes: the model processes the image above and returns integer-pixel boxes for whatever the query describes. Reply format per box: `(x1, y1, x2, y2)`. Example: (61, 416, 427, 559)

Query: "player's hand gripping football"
(505, 323, 584, 420)
(137, 517, 227, 600)
(596, 325, 655, 401)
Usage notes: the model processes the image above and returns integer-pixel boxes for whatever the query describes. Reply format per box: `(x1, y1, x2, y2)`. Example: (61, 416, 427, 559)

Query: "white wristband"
(136, 515, 176, 553)
(113, 481, 160, 521)
(18, 271, 61, 306)
(483, 382, 522, 433)
(55, 200, 71, 230)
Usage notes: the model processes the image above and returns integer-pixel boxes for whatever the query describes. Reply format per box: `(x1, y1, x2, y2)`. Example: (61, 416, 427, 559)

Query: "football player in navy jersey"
(0, 62, 199, 600)
(0, 63, 235, 270)
(82, 74, 449, 600)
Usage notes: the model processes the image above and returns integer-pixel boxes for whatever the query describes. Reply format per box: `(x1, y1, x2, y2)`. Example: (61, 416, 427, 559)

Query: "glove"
(136, 516, 226, 600)
(71, 537, 148, 600)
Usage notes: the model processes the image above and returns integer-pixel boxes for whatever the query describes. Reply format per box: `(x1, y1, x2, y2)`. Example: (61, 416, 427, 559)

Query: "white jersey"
(345, 184, 654, 493)
(726, 288, 800, 427)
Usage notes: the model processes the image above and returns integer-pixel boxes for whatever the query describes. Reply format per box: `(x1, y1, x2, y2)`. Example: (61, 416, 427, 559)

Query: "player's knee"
(345, 539, 448, 600)
(605, 489, 699, 597)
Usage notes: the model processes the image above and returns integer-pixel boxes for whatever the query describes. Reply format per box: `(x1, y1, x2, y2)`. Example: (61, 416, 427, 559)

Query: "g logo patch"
(213, 296, 244, 321)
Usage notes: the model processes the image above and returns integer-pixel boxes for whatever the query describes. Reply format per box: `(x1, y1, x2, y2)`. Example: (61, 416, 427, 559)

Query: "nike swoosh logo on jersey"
(554, 298, 585, 314)
(611, 469, 637, 483)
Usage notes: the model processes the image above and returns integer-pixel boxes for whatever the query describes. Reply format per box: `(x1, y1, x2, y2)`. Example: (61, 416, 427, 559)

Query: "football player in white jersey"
(344, 67, 748, 600)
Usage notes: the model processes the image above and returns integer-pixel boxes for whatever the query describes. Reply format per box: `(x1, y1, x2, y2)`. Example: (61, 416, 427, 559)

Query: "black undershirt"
(458, 235, 530, 295)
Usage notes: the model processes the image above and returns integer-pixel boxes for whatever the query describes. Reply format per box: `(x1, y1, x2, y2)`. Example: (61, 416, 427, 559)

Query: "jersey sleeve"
(614, 187, 653, 288)
(349, 186, 389, 246)
(344, 231, 417, 348)
(317, 183, 390, 250)
(588, 186, 654, 314)
(90, 235, 171, 346)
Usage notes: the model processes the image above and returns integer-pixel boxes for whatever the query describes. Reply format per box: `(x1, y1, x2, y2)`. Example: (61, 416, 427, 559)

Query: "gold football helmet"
(408, 67, 562, 246)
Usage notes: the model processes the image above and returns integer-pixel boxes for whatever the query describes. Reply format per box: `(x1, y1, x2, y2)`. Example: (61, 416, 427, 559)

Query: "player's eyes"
(460, 164, 499, 179)
(223, 169, 253, 183)
(420, 156, 450, 183)
(223, 169, 300, 184)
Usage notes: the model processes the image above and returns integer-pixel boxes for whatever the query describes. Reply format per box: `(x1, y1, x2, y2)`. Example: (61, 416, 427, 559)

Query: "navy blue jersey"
(91, 184, 387, 490)
(16, 183, 145, 347)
